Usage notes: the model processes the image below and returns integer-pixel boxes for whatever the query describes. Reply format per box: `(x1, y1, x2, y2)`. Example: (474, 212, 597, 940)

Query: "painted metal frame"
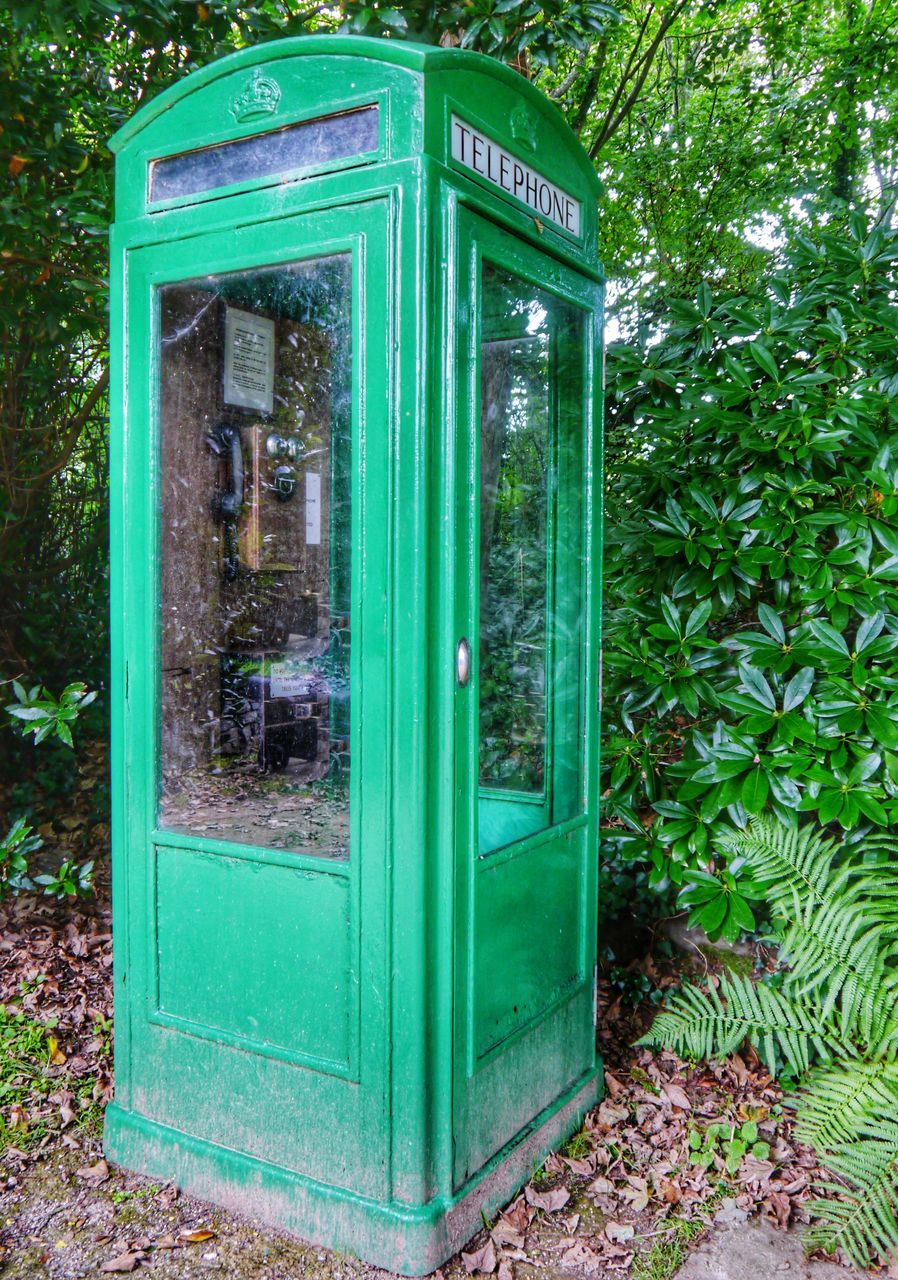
(107, 35, 604, 1274)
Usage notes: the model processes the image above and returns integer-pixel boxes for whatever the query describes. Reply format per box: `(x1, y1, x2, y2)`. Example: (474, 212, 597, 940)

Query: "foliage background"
(2, 0, 898, 918)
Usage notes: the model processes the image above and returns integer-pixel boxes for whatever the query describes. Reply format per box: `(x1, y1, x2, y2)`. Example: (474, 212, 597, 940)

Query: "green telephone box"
(106, 35, 603, 1275)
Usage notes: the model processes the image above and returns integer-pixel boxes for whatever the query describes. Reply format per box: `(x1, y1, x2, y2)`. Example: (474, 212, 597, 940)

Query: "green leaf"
(684, 598, 713, 637)
(866, 704, 898, 749)
(729, 893, 756, 932)
(660, 595, 681, 636)
(742, 768, 769, 814)
(748, 341, 779, 382)
(739, 664, 777, 711)
(854, 793, 888, 825)
(783, 668, 815, 711)
(758, 604, 785, 644)
(808, 620, 850, 657)
(6, 706, 49, 722)
(855, 613, 885, 653)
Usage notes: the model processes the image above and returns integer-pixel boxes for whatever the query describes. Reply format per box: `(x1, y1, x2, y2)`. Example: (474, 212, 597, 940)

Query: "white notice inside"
(223, 308, 275, 414)
(305, 471, 322, 546)
(269, 660, 315, 700)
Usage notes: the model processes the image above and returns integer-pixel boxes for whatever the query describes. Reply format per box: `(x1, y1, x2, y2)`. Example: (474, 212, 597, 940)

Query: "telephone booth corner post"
(106, 36, 604, 1275)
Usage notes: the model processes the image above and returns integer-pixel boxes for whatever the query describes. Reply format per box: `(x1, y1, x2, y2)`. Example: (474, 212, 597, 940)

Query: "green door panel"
(155, 846, 354, 1072)
(127, 1016, 379, 1195)
(473, 828, 586, 1061)
(456, 989, 595, 1186)
(114, 198, 392, 1201)
(451, 205, 603, 1187)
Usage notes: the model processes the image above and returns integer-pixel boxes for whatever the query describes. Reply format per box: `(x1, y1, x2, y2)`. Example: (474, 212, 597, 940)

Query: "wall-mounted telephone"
(208, 421, 244, 581)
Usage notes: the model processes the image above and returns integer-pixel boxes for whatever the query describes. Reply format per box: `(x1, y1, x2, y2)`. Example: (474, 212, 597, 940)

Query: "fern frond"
(723, 818, 898, 1055)
(638, 973, 835, 1076)
(724, 819, 898, 937)
(720, 817, 837, 914)
(803, 1119, 898, 1269)
(778, 903, 898, 1055)
(793, 1060, 898, 1154)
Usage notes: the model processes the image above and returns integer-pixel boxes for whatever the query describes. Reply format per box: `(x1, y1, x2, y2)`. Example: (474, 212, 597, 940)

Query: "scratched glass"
(150, 105, 379, 202)
(478, 262, 587, 855)
(157, 254, 352, 859)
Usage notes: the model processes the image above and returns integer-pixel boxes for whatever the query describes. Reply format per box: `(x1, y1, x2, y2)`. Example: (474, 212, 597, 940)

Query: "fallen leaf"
(658, 1177, 682, 1205)
(604, 1072, 624, 1097)
(738, 1156, 775, 1184)
(597, 1101, 629, 1129)
(562, 1242, 602, 1271)
(76, 1158, 109, 1186)
(619, 1176, 650, 1212)
(178, 1227, 217, 1244)
(100, 1253, 143, 1273)
(501, 1196, 533, 1233)
(490, 1219, 524, 1250)
(47, 1036, 67, 1066)
(524, 1184, 570, 1213)
(729, 1054, 750, 1085)
(461, 1240, 496, 1274)
(8, 1104, 29, 1132)
(764, 1191, 791, 1230)
(604, 1222, 635, 1244)
(587, 1175, 614, 1196)
(780, 1175, 807, 1194)
(661, 1082, 690, 1111)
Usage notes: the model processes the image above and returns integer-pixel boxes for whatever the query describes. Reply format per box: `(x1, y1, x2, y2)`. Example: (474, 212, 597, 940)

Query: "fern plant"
(639, 816, 898, 1269)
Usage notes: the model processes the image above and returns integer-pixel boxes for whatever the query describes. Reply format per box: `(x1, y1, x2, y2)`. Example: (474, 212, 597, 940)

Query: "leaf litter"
(0, 793, 873, 1277)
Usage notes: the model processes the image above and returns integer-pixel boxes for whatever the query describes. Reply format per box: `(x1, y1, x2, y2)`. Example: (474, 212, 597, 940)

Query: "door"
(118, 200, 391, 1196)
(451, 208, 602, 1184)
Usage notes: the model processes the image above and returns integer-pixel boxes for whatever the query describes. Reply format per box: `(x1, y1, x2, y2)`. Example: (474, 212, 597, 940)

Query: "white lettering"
(450, 114, 581, 237)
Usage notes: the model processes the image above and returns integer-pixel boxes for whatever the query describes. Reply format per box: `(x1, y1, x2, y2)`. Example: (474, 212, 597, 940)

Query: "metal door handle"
(456, 637, 471, 687)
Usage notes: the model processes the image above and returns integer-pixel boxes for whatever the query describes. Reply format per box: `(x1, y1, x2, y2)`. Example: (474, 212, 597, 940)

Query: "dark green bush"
(601, 215, 898, 902)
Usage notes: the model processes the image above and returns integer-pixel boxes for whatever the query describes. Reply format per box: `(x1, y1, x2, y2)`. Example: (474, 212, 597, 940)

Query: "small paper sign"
(223, 308, 275, 414)
(305, 471, 322, 546)
(269, 661, 315, 700)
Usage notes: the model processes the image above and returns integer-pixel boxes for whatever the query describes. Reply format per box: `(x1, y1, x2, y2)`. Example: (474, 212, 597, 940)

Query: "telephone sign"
(450, 116, 582, 235)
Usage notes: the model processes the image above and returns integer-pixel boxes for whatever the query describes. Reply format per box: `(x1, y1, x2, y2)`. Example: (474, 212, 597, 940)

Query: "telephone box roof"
(109, 34, 601, 199)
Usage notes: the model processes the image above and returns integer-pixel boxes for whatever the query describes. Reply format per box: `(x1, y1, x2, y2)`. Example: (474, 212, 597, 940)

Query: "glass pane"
(149, 105, 379, 203)
(478, 262, 586, 854)
(158, 254, 352, 860)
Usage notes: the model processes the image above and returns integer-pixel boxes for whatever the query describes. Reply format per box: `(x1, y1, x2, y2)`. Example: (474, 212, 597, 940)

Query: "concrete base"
(675, 1203, 871, 1280)
(105, 1067, 600, 1276)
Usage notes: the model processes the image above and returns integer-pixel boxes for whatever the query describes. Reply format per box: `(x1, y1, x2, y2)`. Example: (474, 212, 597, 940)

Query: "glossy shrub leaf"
(602, 217, 898, 921)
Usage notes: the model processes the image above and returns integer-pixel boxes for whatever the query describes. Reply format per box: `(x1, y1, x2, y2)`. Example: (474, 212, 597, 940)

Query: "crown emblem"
(510, 105, 538, 153)
(231, 67, 281, 122)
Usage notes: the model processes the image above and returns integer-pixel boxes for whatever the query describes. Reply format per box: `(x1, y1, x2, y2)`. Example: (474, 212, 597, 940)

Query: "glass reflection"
(158, 254, 352, 859)
(478, 263, 586, 853)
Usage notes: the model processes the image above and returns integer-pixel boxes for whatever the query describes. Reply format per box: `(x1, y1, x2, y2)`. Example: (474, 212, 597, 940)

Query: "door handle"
(456, 637, 471, 687)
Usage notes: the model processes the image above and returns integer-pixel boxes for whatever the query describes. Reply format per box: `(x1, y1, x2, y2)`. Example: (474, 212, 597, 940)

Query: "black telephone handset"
(208, 422, 244, 581)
